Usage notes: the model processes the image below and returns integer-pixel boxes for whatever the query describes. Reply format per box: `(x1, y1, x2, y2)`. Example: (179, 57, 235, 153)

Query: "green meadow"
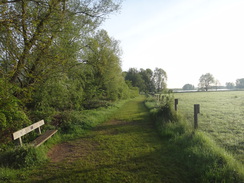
(174, 91, 244, 163)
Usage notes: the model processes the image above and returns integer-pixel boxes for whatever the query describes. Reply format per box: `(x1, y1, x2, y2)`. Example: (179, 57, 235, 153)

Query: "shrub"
(0, 146, 46, 169)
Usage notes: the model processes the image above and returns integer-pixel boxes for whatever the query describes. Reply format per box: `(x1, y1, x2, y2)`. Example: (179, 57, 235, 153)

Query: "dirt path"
(47, 120, 130, 163)
(25, 98, 187, 183)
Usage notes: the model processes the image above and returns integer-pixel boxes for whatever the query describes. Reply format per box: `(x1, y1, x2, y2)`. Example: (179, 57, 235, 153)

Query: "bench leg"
(38, 127, 42, 134)
(19, 137, 23, 146)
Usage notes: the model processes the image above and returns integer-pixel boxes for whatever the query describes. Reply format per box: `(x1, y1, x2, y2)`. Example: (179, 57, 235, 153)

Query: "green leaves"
(125, 67, 167, 93)
(82, 29, 130, 102)
(199, 73, 215, 91)
(0, 78, 30, 133)
(0, 0, 135, 144)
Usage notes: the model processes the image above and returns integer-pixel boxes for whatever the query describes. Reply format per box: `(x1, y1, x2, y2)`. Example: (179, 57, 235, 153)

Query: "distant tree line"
(182, 73, 244, 91)
(124, 68, 167, 93)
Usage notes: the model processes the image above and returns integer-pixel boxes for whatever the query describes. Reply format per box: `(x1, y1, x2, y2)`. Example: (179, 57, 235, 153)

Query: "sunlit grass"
(174, 91, 244, 163)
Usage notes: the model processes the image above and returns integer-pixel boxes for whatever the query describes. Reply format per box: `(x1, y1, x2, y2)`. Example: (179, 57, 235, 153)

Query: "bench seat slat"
(32, 130, 58, 147)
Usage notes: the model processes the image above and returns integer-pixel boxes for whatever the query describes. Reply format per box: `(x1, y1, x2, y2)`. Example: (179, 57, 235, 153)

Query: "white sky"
(102, 0, 244, 88)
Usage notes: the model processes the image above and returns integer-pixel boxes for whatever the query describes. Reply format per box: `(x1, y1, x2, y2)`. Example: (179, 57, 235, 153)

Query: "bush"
(57, 111, 86, 133)
(83, 100, 113, 109)
(0, 146, 46, 169)
(145, 93, 179, 124)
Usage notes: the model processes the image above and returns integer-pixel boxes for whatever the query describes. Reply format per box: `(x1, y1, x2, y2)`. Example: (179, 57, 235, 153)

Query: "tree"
(236, 78, 244, 89)
(215, 79, 221, 91)
(226, 82, 235, 89)
(183, 84, 195, 90)
(0, 0, 121, 101)
(139, 68, 155, 93)
(153, 67, 167, 92)
(81, 29, 126, 101)
(125, 67, 167, 93)
(198, 73, 214, 91)
(125, 68, 145, 92)
(0, 0, 123, 133)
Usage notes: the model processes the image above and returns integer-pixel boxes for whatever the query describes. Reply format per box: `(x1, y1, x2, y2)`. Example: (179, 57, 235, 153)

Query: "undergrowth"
(145, 95, 244, 183)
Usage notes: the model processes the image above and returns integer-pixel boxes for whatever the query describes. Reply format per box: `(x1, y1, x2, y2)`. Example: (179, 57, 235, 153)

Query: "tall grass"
(145, 95, 244, 182)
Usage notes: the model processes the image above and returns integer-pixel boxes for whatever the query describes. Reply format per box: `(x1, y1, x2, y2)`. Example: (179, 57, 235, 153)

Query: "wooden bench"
(12, 120, 57, 147)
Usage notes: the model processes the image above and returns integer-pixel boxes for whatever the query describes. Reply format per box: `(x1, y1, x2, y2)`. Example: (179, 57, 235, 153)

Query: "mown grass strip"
(11, 96, 189, 183)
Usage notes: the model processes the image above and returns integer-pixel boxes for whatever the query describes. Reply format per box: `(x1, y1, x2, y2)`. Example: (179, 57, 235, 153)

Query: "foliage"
(153, 67, 167, 92)
(0, 145, 47, 169)
(81, 29, 130, 102)
(145, 93, 178, 124)
(198, 73, 215, 91)
(124, 67, 167, 93)
(226, 82, 235, 89)
(0, 0, 121, 87)
(0, 78, 30, 132)
(124, 68, 146, 92)
(0, 0, 137, 134)
(53, 98, 130, 139)
(140, 68, 155, 92)
(236, 78, 244, 89)
(182, 83, 195, 90)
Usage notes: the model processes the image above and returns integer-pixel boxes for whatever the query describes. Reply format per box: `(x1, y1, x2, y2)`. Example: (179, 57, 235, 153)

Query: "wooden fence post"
(174, 99, 178, 111)
(194, 104, 200, 129)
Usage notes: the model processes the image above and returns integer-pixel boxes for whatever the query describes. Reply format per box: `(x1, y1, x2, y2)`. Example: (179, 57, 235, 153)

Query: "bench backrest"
(12, 120, 45, 140)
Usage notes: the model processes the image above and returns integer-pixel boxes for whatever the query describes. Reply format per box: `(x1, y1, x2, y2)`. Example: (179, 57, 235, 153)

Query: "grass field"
(174, 91, 244, 163)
